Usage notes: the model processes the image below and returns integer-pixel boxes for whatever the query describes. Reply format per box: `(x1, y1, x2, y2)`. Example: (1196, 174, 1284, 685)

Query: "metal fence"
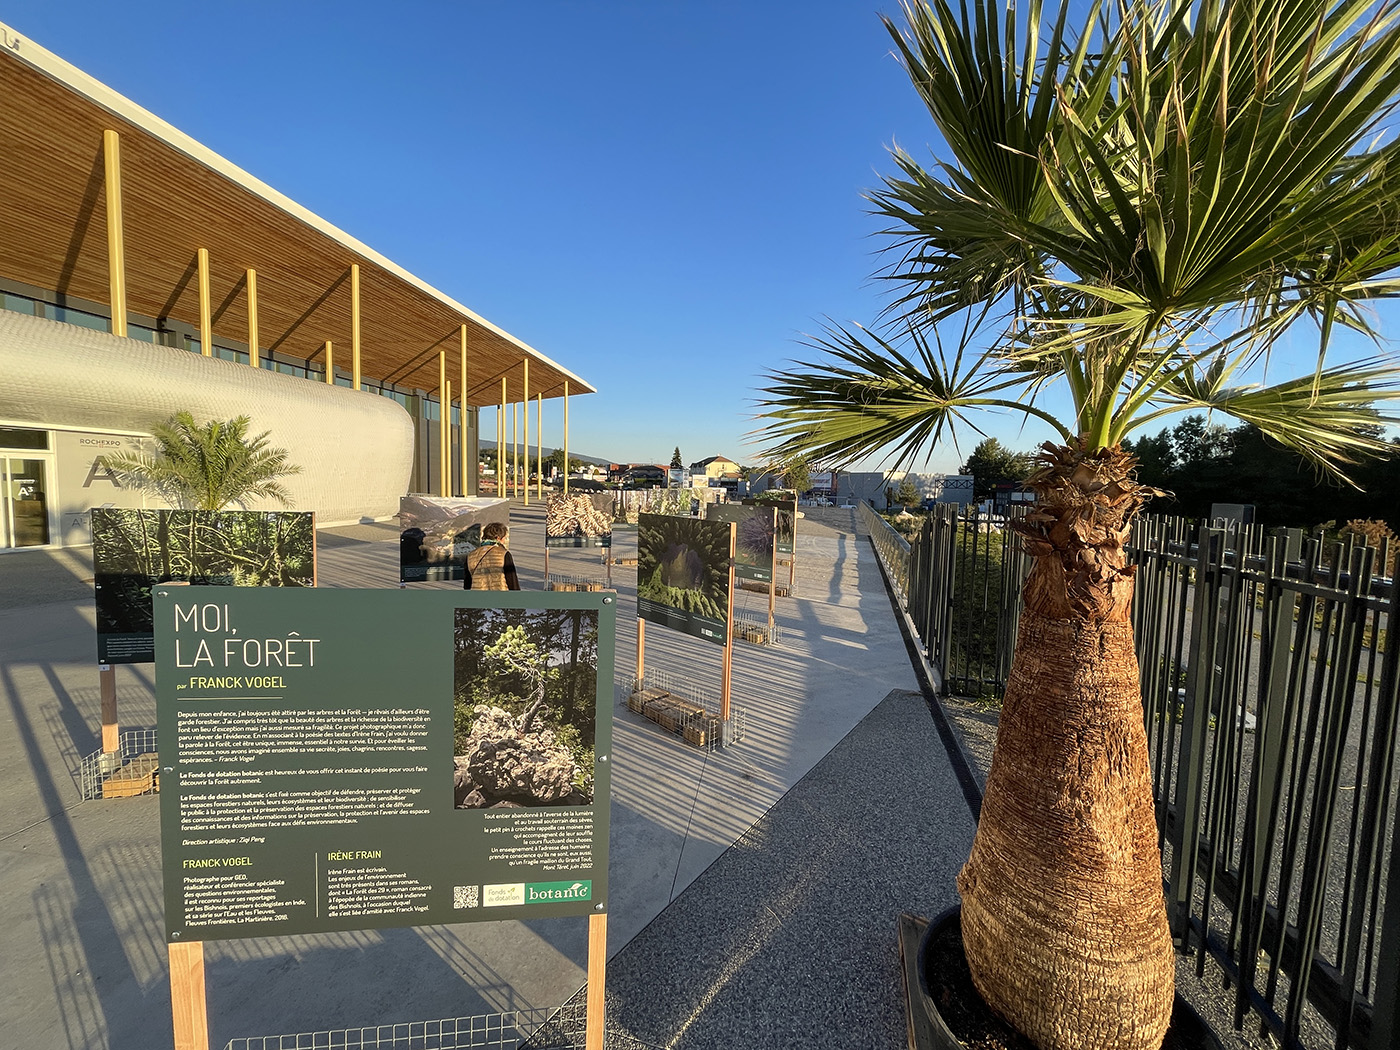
(864, 503, 1399, 1050)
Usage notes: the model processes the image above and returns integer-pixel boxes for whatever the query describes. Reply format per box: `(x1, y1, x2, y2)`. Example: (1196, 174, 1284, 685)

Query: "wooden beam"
(439, 349, 448, 497)
(246, 268, 259, 367)
(350, 263, 362, 390)
(500, 377, 507, 498)
(197, 248, 211, 356)
(168, 941, 209, 1050)
(523, 359, 530, 506)
(537, 393, 543, 500)
(459, 325, 469, 496)
(563, 380, 569, 495)
(102, 130, 127, 338)
(323, 341, 334, 384)
(586, 912, 608, 1050)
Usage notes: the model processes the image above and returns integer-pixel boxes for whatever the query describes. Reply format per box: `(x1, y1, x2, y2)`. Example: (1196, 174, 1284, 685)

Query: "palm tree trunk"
(957, 440, 1174, 1050)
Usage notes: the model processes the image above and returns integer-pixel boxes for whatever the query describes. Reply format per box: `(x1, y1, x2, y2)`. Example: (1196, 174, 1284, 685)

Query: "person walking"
(463, 521, 520, 590)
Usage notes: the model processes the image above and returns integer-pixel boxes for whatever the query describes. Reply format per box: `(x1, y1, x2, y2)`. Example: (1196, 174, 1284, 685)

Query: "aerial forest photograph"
(91, 508, 315, 638)
(452, 606, 600, 810)
(635, 513, 732, 625)
(545, 493, 614, 548)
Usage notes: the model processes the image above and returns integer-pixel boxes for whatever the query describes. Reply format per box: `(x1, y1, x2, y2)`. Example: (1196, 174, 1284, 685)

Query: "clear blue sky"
(7, 2, 1393, 473)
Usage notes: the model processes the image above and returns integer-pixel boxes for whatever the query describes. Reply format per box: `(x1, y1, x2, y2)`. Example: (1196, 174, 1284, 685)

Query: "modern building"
(0, 20, 594, 551)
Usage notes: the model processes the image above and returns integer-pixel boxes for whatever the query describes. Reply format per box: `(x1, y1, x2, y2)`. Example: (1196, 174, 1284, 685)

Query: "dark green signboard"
(635, 513, 732, 646)
(706, 503, 775, 586)
(93, 508, 315, 664)
(156, 588, 615, 942)
(545, 493, 614, 549)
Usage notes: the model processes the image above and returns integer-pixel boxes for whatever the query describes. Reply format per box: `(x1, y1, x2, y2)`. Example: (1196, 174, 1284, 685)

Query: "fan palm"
(758, 2, 1400, 1049)
(105, 411, 301, 511)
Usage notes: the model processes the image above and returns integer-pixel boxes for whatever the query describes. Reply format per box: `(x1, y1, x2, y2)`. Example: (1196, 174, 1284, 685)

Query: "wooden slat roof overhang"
(0, 23, 594, 405)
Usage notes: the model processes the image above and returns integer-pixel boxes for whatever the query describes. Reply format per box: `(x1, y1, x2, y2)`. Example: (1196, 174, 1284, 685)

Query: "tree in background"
(105, 411, 300, 511)
(960, 437, 1034, 500)
(547, 449, 582, 477)
(670, 447, 683, 469)
(757, 2, 1400, 1048)
(780, 454, 812, 495)
(894, 477, 921, 507)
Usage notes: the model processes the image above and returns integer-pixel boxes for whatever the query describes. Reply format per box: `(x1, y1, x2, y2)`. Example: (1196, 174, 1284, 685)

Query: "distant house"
(689, 455, 740, 480)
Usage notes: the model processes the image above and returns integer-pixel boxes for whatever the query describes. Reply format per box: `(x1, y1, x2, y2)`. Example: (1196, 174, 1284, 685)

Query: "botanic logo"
(525, 880, 591, 903)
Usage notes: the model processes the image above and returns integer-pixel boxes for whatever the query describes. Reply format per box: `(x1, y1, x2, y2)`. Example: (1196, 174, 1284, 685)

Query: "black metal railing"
(863, 504, 1399, 1050)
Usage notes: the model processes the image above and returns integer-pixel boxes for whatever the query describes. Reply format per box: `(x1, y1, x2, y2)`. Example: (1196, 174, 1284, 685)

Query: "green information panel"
(156, 588, 614, 943)
(706, 503, 775, 586)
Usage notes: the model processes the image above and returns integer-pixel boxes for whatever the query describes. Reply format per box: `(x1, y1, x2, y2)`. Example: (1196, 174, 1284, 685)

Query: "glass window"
(214, 345, 248, 364)
(126, 324, 158, 342)
(0, 427, 49, 451)
(185, 336, 201, 354)
(0, 292, 37, 315)
(43, 303, 110, 332)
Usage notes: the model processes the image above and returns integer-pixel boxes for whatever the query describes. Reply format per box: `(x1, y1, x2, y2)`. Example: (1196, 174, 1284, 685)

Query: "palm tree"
(105, 411, 301, 511)
(757, 2, 1400, 1049)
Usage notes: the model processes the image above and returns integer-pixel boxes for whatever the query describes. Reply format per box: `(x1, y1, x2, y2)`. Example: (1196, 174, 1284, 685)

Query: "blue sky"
(7, 2, 1393, 473)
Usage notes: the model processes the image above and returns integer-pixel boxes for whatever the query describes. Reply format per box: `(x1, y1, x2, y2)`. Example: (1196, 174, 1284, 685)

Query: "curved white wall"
(0, 310, 413, 526)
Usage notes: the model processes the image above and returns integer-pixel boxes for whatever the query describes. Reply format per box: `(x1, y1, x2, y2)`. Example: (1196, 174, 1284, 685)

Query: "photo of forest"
(707, 503, 774, 583)
(545, 493, 613, 548)
(92, 509, 315, 663)
(635, 513, 732, 644)
(452, 606, 600, 809)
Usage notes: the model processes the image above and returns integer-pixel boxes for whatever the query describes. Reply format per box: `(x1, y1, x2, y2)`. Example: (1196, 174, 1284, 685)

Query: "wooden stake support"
(586, 912, 608, 1050)
(99, 665, 118, 753)
(636, 616, 645, 682)
(721, 522, 735, 721)
(168, 940, 209, 1050)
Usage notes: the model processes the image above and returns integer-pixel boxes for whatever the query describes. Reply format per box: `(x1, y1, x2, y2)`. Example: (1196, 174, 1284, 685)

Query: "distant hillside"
(479, 441, 612, 467)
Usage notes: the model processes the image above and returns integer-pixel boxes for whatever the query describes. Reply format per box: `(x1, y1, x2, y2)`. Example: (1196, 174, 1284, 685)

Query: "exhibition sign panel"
(399, 495, 510, 583)
(635, 513, 731, 646)
(156, 588, 615, 942)
(92, 508, 315, 665)
(706, 503, 774, 585)
(744, 495, 795, 555)
(545, 493, 613, 549)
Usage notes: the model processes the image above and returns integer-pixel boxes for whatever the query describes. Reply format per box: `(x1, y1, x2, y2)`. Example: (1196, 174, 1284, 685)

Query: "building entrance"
(2, 454, 52, 548)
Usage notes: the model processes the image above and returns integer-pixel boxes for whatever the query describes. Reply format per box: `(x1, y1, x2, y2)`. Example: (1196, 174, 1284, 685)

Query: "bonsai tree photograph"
(452, 607, 600, 810)
(757, 2, 1400, 1049)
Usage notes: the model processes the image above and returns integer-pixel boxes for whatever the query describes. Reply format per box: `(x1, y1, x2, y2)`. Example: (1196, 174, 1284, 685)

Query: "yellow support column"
(523, 360, 530, 506)
(536, 393, 543, 500)
(438, 350, 449, 497)
(563, 380, 570, 495)
(197, 248, 212, 356)
(459, 325, 469, 496)
(351, 263, 362, 390)
(246, 269, 260, 367)
(323, 342, 334, 384)
(500, 377, 507, 498)
(102, 130, 127, 338)
(445, 380, 453, 496)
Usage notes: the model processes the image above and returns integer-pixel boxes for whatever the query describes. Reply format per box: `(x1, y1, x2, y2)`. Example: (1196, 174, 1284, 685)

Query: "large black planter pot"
(916, 905, 1225, 1050)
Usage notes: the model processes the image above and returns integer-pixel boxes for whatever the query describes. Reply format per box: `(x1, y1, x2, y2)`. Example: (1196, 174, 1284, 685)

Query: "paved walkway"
(0, 503, 976, 1049)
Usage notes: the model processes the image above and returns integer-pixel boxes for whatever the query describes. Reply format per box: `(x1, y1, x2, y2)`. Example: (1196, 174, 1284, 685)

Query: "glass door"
(2, 457, 52, 548)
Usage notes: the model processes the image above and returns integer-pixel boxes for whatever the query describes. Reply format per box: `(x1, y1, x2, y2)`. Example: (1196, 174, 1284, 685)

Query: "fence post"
(1168, 523, 1222, 945)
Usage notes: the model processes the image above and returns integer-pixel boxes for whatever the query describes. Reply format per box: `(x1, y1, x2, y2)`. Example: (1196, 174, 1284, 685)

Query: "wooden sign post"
(721, 524, 736, 721)
(168, 941, 208, 1050)
(586, 913, 608, 1050)
(99, 665, 119, 753)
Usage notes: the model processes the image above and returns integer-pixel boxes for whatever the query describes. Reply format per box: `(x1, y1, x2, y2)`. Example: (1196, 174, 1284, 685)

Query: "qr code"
(454, 885, 480, 909)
